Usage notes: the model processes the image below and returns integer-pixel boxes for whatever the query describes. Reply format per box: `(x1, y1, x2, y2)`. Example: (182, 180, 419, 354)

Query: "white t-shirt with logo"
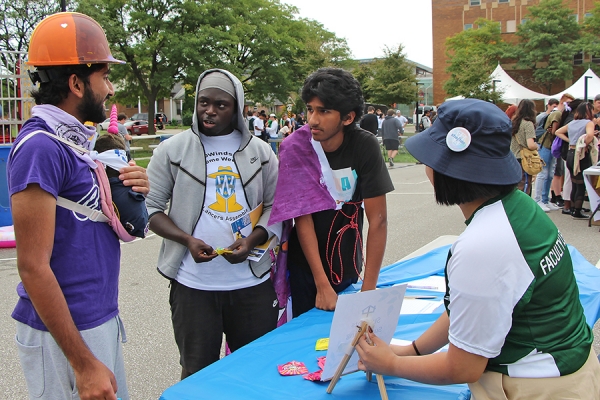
(177, 130, 267, 290)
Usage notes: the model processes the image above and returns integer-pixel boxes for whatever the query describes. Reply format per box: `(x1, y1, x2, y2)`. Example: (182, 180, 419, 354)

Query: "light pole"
(492, 79, 501, 104)
(584, 76, 592, 103)
(415, 82, 424, 129)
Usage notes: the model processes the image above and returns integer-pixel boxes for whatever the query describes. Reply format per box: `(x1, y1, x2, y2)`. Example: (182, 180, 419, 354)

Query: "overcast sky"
(283, 0, 433, 68)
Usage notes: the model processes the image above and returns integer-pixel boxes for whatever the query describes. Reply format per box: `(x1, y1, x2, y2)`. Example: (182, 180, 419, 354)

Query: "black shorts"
(169, 279, 279, 374)
(383, 139, 399, 151)
(554, 157, 563, 177)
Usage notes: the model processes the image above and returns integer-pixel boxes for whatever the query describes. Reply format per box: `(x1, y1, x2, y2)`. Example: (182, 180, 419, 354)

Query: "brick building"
(432, 0, 597, 104)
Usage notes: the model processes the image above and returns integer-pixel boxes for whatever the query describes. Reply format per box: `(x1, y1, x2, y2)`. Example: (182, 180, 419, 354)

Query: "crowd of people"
(509, 93, 600, 220)
(245, 109, 306, 154)
(7, 11, 600, 400)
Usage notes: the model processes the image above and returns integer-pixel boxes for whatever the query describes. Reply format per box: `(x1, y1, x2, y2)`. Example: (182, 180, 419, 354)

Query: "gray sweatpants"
(15, 316, 129, 400)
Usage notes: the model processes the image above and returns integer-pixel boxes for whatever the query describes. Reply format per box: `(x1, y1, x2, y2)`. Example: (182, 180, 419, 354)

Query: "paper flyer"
(229, 202, 276, 262)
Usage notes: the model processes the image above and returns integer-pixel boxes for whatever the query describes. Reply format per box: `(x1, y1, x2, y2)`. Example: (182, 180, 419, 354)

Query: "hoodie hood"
(192, 69, 249, 138)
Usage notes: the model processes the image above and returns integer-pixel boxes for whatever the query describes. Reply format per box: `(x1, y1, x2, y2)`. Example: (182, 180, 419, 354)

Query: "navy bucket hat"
(405, 99, 521, 185)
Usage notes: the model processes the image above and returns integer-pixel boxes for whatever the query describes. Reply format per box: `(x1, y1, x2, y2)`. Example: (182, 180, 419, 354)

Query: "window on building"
(570, 14, 579, 23)
(177, 108, 182, 116)
(126, 104, 133, 109)
(592, 54, 600, 64)
(521, 18, 529, 25)
(506, 20, 516, 33)
(464, 23, 473, 30)
(470, 0, 480, 5)
(573, 52, 583, 65)
(585, 13, 593, 20)
(498, 0, 509, 3)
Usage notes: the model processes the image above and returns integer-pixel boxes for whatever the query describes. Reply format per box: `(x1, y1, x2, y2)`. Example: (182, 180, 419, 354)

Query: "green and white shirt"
(444, 189, 592, 378)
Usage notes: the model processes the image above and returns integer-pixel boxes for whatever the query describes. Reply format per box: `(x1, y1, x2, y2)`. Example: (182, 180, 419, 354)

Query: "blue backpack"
(535, 113, 550, 142)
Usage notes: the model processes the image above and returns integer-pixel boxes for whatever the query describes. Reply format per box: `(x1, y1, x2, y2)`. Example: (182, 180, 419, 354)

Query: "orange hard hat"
(27, 12, 124, 66)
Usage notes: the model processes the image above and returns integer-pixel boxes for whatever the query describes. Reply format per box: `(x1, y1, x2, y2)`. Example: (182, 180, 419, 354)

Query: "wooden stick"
(326, 321, 369, 394)
(364, 329, 389, 400)
(375, 374, 389, 400)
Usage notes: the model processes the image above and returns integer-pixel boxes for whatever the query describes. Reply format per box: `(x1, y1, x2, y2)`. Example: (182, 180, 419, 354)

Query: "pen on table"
(407, 285, 439, 290)
(404, 295, 438, 299)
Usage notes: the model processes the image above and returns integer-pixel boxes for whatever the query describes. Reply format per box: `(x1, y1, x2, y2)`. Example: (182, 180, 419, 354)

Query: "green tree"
(292, 19, 355, 81)
(354, 45, 417, 107)
(581, 1, 600, 75)
(444, 18, 507, 102)
(0, 0, 59, 75)
(513, 0, 581, 94)
(77, 0, 191, 135)
(180, 1, 353, 105)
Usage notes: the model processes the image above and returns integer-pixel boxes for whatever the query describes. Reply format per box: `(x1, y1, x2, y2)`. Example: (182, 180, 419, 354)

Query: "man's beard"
(78, 88, 107, 123)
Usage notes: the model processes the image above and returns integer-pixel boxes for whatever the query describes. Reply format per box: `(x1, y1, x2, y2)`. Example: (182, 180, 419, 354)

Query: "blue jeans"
(534, 146, 556, 204)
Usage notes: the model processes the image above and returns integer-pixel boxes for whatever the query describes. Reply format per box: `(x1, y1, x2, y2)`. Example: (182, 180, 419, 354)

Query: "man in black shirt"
(359, 105, 379, 135)
(276, 68, 394, 317)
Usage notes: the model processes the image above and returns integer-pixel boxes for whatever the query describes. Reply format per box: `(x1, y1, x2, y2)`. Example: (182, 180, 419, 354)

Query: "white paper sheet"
(321, 284, 407, 381)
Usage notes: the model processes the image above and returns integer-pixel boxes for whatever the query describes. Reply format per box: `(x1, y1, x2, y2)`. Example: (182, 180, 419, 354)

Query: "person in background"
(421, 109, 432, 131)
(266, 113, 279, 153)
(279, 120, 292, 139)
(505, 104, 517, 120)
(395, 110, 408, 146)
(535, 94, 574, 213)
(360, 106, 379, 135)
(377, 111, 385, 136)
(554, 102, 599, 219)
(509, 99, 538, 196)
(382, 109, 403, 167)
(356, 98, 600, 399)
(117, 113, 132, 161)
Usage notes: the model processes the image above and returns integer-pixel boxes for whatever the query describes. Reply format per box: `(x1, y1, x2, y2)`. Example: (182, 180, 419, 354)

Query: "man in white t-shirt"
(266, 113, 279, 153)
(253, 111, 265, 138)
(147, 69, 281, 379)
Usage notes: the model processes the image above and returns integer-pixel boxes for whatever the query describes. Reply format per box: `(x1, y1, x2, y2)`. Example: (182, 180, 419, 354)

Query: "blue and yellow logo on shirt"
(207, 166, 243, 213)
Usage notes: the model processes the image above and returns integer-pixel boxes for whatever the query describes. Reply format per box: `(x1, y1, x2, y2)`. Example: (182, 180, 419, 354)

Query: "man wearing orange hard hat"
(8, 12, 148, 400)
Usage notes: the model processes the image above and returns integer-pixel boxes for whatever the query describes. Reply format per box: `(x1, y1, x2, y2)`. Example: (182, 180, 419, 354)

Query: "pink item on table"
(317, 356, 326, 370)
(303, 370, 323, 381)
(277, 361, 309, 376)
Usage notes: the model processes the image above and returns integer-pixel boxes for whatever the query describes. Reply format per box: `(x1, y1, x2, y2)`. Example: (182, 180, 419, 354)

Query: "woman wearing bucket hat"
(356, 99, 600, 398)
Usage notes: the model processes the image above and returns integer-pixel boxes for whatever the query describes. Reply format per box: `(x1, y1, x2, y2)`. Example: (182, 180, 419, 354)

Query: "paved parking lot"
(0, 163, 598, 399)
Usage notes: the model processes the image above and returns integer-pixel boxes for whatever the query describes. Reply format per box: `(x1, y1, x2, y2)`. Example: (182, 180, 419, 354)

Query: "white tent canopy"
(490, 64, 548, 104)
(550, 68, 600, 101)
(444, 65, 548, 104)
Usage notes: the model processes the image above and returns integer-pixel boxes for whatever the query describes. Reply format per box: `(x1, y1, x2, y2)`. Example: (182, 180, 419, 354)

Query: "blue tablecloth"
(160, 245, 600, 400)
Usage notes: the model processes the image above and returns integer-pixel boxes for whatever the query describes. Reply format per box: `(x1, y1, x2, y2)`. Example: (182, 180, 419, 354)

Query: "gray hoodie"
(146, 69, 281, 279)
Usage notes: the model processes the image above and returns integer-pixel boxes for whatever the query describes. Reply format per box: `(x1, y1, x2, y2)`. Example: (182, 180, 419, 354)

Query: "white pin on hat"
(446, 127, 471, 152)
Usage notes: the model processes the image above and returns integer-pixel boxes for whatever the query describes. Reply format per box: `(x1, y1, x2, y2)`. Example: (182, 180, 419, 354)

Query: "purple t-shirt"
(8, 117, 121, 331)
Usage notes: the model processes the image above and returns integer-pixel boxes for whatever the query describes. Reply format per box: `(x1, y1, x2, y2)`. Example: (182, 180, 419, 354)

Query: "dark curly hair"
(301, 68, 364, 132)
(31, 63, 107, 106)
